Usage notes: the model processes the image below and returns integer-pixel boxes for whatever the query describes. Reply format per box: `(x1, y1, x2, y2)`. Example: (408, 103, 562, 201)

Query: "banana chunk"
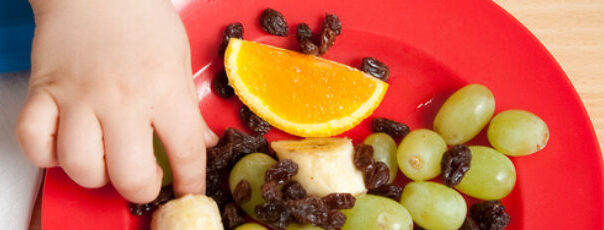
(272, 138, 367, 197)
(151, 194, 223, 230)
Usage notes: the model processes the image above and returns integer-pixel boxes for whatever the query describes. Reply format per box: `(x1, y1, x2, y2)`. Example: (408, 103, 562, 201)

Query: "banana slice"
(151, 194, 223, 230)
(272, 138, 367, 197)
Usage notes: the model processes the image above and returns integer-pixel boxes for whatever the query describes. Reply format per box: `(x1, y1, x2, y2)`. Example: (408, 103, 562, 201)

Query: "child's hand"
(16, 0, 218, 203)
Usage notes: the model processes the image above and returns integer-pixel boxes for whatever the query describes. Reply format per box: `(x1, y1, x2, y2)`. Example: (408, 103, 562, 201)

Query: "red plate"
(42, 0, 604, 229)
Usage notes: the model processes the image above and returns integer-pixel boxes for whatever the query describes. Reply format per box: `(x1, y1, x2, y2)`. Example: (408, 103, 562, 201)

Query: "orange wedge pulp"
(224, 39, 388, 137)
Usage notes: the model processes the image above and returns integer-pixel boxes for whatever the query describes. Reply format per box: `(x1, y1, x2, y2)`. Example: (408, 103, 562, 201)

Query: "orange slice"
(224, 39, 388, 137)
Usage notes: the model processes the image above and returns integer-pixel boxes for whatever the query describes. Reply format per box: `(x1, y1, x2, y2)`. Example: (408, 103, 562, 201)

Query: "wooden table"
(28, 0, 604, 228)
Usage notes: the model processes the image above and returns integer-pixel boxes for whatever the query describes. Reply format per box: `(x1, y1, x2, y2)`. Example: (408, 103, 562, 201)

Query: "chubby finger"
(56, 105, 107, 188)
(102, 113, 162, 203)
(153, 96, 213, 196)
(16, 91, 59, 167)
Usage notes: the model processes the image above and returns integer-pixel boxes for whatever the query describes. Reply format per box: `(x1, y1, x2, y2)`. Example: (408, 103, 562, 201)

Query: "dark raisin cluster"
(372, 118, 410, 138)
(254, 160, 355, 229)
(353, 144, 402, 201)
(441, 145, 472, 187)
(239, 106, 271, 135)
(128, 186, 175, 216)
(212, 70, 234, 99)
(470, 200, 511, 230)
(233, 179, 251, 204)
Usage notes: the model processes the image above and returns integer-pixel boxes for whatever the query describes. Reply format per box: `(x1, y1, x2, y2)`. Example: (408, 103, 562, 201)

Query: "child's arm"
(16, 0, 217, 203)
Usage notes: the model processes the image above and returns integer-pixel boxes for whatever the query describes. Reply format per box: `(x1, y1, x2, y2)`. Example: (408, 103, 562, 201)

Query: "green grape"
(487, 110, 549, 156)
(396, 129, 447, 181)
(342, 194, 413, 230)
(400, 181, 466, 230)
(229, 153, 277, 220)
(433, 84, 495, 145)
(286, 224, 324, 230)
(364, 133, 399, 183)
(235, 223, 269, 230)
(153, 133, 173, 186)
(455, 146, 516, 200)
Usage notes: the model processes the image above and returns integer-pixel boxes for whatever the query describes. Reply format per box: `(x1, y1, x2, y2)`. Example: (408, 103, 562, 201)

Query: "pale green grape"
(487, 110, 549, 156)
(342, 194, 413, 230)
(396, 129, 447, 181)
(235, 223, 268, 230)
(229, 153, 277, 220)
(433, 84, 495, 145)
(455, 146, 516, 200)
(364, 133, 398, 183)
(286, 224, 324, 230)
(400, 181, 466, 230)
(153, 133, 172, 186)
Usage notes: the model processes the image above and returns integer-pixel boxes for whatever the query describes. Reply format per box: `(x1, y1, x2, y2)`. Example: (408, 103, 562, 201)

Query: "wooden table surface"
(28, 0, 604, 229)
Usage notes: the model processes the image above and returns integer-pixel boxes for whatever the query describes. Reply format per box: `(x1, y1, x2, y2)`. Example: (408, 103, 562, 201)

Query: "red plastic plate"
(42, 0, 604, 229)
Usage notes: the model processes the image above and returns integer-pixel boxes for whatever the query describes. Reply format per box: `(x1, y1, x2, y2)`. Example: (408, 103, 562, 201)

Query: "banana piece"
(151, 194, 223, 230)
(272, 138, 367, 197)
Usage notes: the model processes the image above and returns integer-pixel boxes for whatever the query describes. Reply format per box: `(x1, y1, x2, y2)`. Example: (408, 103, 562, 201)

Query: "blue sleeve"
(0, 0, 35, 72)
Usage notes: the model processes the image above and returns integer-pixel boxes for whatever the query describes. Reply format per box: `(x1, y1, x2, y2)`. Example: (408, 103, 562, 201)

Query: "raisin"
(371, 118, 409, 138)
(261, 181, 284, 202)
(470, 200, 510, 230)
(255, 202, 293, 230)
(364, 161, 390, 190)
(296, 23, 313, 42)
(209, 188, 233, 211)
(441, 145, 472, 187)
(128, 186, 174, 216)
(220, 22, 243, 55)
(361, 57, 390, 81)
(233, 179, 251, 204)
(459, 217, 480, 230)
(323, 210, 346, 229)
(265, 159, 299, 185)
(207, 128, 269, 170)
(322, 14, 342, 35)
(212, 70, 234, 99)
(318, 28, 337, 55)
(368, 184, 403, 201)
(222, 203, 245, 230)
(354, 144, 375, 170)
(240, 106, 271, 135)
(260, 8, 288, 36)
(321, 193, 356, 209)
(300, 39, 320, 55)
(287, 196, 328, 226)
(205, 169, 222, 195)
(282, 181, 307, 200)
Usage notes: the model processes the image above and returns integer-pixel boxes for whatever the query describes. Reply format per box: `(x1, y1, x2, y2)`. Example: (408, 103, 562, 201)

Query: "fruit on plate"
(455, 146, 516, 200)
(271, 138, 367, 196)
(400, 181, 467, 230)
(151, 194, 223, 230)
(235, 223, 268, 230)
(224, 38, 388, 137)
(397, 129, 447, 181)
(363, 133, 399, 183)
(341, 194, 413, 230)
(153, 133, 173, 186)
(433, 84, 495, 145)
(487, 110, 549, 156)
(229, 153, 278, 220)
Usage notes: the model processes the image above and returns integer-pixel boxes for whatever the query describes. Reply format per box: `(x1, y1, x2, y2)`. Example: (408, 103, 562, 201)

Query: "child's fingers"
(16, 91, 59, 167)
(56, 105, 107, 188)
(153, 96, 213, 196)
(102, 114, 162, 204)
